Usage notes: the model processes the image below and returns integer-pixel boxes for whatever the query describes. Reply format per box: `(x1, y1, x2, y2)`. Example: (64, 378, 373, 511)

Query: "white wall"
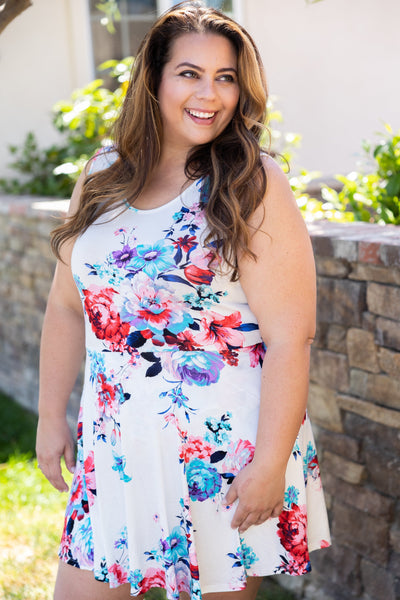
(244, 0, 400, 175)
(0, 0, 93, 178)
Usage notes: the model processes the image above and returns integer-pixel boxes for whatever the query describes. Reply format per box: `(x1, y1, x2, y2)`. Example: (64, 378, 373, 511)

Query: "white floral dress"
(59, 148, 331, 598)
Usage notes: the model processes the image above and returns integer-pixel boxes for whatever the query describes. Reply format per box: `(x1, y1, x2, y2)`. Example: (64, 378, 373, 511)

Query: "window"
(89, 0, 242, 77)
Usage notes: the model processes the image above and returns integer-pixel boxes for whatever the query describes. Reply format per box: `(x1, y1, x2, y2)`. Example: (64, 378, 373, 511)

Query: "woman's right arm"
(36, 170, 87, 492)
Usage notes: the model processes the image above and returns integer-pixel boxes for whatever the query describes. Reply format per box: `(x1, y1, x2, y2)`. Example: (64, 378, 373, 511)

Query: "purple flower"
(112, 245, 137, 268)
(186, 458, 222, 501)
(164, 350, 224, 387)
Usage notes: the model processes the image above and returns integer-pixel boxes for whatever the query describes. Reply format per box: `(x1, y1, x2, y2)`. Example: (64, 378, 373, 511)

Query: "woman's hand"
(36, 415, 76, 492)
(222, 460, 285, 533)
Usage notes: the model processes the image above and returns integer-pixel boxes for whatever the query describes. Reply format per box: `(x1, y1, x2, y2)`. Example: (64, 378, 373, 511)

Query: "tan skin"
(37, 32, 315, 600)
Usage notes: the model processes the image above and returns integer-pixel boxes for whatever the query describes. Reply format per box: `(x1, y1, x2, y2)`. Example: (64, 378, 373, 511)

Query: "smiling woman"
(36, 3, 330, 600)
(157, 33, 240, 160)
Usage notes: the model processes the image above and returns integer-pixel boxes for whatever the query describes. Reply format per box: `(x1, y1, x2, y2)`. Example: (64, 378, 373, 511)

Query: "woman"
(36, 2, 330, 599)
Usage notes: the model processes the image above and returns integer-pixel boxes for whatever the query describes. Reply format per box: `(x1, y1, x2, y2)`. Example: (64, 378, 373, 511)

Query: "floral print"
(60, 149, 330, 599)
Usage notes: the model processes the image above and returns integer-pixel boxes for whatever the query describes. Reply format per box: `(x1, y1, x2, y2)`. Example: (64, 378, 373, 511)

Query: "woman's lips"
(185, 108, 218, 124)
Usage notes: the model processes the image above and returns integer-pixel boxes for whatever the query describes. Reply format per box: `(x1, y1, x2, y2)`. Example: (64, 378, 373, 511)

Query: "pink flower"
(121, 274, 192, 337)
(188, 243, 215, 268)
(247, 342, 265, 368)
(140, 567, 166, 594)
(195, 310, 244, 351)
(221, 439, 255, 475)
(179, 436, 214, 463)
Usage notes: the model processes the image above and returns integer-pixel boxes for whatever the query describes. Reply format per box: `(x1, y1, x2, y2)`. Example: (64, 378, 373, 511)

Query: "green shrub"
(321, 125, 400, 225)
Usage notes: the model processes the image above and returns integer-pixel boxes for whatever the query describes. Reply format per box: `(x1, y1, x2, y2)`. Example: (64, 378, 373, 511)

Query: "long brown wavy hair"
(51, 1, 269, 279)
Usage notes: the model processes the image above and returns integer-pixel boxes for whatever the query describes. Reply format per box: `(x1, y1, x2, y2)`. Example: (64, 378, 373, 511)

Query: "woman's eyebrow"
(176, 61, 237, 74)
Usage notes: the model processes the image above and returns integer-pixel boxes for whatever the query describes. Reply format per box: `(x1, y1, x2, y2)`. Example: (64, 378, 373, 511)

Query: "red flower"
(220, 348, 239, 366)
(84, 451, 96, 506)
(69, 469, 83, 505)
(173, 235, 197, 252)
(96, 373, 121, 418)
(83, 286, 130, 351)
(164, 330, 199, 351)
(277, 504, 309, 561)
(184, 264, 214, 285)
(108, 562, 128, 584)
(139, 567, 166, 594)
(179, 436, 214, 463)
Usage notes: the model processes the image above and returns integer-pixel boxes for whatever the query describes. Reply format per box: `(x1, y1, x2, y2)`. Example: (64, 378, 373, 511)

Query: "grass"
(0, 392, 295, 600)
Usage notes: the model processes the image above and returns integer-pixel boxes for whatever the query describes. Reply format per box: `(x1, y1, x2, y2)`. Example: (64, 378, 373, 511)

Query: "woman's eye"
(179, 71, 198, 79)
(218, 74, 235, 82)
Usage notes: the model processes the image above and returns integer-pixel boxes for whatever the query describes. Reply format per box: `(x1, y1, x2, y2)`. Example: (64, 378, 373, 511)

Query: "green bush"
(321, 125, 400, 225)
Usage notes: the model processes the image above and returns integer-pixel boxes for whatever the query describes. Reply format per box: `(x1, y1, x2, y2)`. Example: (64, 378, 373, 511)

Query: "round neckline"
(124, 178, 200, 213)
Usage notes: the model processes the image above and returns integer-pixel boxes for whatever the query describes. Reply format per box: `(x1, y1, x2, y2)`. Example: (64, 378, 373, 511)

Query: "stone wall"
(0, 196, 82, 430)
(276, 221, 400, 600)
(0, 196, 399, 599)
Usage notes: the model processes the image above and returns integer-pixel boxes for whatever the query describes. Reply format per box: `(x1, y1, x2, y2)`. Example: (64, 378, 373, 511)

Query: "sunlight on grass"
(0, 455, 72, 600)
(0, 392, 295, 600)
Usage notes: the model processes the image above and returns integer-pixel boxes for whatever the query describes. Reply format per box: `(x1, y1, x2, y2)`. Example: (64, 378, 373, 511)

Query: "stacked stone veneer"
(276, 220, 400, 600)
(0, 196, 399, 599)
(0, 196, 82, 428)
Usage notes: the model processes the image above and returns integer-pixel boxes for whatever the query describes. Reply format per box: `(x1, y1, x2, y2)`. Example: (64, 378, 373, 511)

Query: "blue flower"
(91, 261, 126, 285)
(73, 518, 94, 565)
(129, 569, 143, 587)
(127, 240, 175, 279)
(164, 526, 188, 563)
(114, 527, 128, 550)
(204, 413, 232, 445)
(112, 451, 132, 482)
(88, 349, 106, 383)
(238, 542, 259, 569)
(168, 351, 225, 387)
(284, 485, 300, 509)
(303, 441, 319, 483)
(186, 458, 222, 502)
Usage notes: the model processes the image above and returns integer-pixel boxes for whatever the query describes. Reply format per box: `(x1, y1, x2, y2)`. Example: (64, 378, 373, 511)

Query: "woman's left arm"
(223, 156, 316, 533)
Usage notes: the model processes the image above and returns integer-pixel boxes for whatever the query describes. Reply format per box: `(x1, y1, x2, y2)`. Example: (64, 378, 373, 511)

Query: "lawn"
(0, 392, 295, 600)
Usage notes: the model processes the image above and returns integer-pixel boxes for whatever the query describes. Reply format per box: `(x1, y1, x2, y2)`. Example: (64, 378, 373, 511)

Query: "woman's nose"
(195, 77, 217, 101)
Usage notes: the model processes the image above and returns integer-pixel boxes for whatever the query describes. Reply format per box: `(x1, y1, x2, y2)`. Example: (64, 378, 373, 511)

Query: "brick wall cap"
(0, 194, 68, 218)
(308, 220, 400, 245)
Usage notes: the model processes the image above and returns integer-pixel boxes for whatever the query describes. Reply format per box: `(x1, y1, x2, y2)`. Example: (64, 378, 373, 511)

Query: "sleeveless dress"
(59, 149, 331, 599)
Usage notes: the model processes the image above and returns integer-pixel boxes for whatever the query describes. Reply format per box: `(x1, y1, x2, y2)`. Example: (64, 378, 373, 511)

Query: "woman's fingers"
(231, 502, 284, 533)
(39, 457, 69, 492)
(236, 510, 271, 533)
(37, 447, 71, 492)
(64, 440, 77, 474)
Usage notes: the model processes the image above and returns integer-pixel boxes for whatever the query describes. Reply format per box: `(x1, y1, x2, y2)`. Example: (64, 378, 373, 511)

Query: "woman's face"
(157, 32, 240, 156)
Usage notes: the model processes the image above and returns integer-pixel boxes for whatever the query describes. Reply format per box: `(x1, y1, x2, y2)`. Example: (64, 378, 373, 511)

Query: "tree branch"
(0, 0, 33, 36)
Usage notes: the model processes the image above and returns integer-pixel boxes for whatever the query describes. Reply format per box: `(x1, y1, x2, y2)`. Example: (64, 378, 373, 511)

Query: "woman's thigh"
(55, 561, 262, 600)
(202, 576, 263, 600)
(53, 561, 144, 600)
